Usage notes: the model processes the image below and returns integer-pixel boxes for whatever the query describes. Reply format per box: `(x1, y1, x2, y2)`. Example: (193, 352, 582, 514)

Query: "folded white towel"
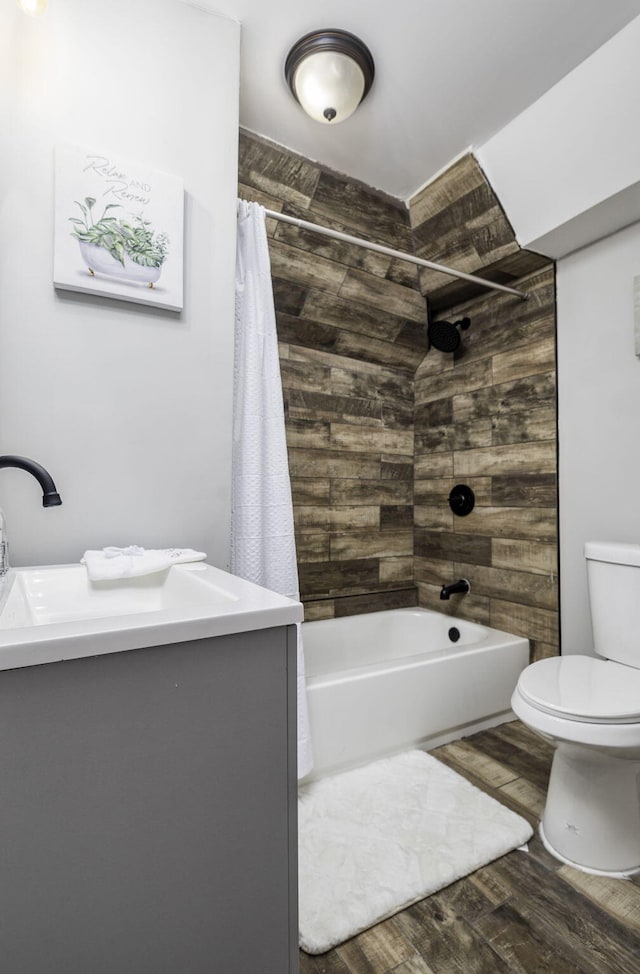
(82, 547, 206, 581)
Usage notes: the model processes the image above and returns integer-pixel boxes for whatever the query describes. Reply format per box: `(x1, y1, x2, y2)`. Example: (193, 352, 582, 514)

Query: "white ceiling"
(213, 0, 640, 200)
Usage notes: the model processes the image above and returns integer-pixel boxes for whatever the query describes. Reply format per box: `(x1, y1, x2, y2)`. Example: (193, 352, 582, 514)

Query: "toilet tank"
(585, 541, 640, 666)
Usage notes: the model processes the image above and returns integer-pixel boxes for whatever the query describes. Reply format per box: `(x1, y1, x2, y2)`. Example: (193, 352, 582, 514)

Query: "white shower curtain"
(232, 199, 313, 780)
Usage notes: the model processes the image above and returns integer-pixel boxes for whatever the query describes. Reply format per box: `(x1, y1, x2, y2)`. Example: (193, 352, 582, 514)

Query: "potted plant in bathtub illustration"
(69, 197, 169, 288)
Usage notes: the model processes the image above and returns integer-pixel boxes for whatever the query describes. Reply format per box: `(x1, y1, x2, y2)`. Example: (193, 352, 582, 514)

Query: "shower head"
(428, 316, 471, 353)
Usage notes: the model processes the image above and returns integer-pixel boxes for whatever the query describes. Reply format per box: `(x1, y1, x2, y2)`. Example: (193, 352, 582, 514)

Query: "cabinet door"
(0, 625, 298, 974)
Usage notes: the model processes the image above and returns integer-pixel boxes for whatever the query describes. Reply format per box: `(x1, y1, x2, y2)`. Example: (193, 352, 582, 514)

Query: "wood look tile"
(414, 477, 492, 507)
(269, 239, 348, 293)
(492, 334, 557, 384)
(298, 558, 380, 598)
(332, 587, 417, 617)
(330, 529, 413, 561)
(381, 401, 414, 430)
(285, 419, 332, 450)
(302, 289, 408, 345)
(426, 252, 552, 314)
(380, 458, 414, 481)
(274, 219, 391, 279)
(416, 347, 455, 378)
(295, 533, 330, 563)
(238, 130, 320, 208)
(339, 268, 427, 324)
(432, 739, 519, 788)
(330, 425, 414, 456)
(453, 561, 557, 611)
(490, 718, 554, 759)
(483, 852, 640, 974)
(334, 330, 424, 374)
(312, 169, 413, 251)
(272, 276, 308, 316)
(237, 181, 284, 221)
(288, 449, 380, 481)
(289, 343, 408, 376)
(491, 599, 559, 648)
(387, 255, 421, 289)
(336, 918, 417, 974)
(468, 729, 551, 793)
(288, 390, 383, 428)
(435, 266, 554, 348)
(290, 479, 331, 508)
(280, 358, 333, 393)
(378, 556, 414, 583)
(453, 371, 555, 423)
(557, 868, 640, 938)
(435, 874, 498, 923)
(380, 505, 413, 530)
(414, 452, 454, 479)
(413, 555, 454, 586)
(413, 505, 454, 531)
(415, 358, 493, 405)
(414, 419, 492, 454)
(414, 397, 453, 427)
(453, 440, 556, 478)
(492, 539, 558, 577)
(394, 320, 429, 352)
(491, 473, 557, 508)
(293, 506, 380, 532)
(414, 529, 492, 566)
(300, 949, 353, 974)
(330, 365, 414, 405)
(394, 892, 514, 974)
(409, 153, 487, 229)
(491, 405, 557, 447)
(243, 131, 560, 680)
(473, 902, 589, 974)
(500, 778, 547, 824)
(303, 599, 335, 621)
(416, 584, 491, 623)
(529, 639, 561, 662)
(331, 480, 413, 507)
(380, 956, 435, 974)
(276, 311, 339, 354)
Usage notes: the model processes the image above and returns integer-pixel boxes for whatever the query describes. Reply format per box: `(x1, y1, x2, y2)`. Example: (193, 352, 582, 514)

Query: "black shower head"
(428, 316, 471, 353)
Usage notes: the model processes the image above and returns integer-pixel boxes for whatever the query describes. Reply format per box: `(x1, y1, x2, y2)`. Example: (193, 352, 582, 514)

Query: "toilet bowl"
(512, 541, 640, 877)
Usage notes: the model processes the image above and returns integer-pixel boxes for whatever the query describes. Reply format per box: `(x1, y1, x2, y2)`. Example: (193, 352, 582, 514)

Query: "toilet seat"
(517, 655, 640, 724)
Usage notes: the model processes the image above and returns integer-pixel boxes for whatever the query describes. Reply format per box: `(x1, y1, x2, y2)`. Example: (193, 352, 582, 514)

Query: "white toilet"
(512, 540, 640, 877)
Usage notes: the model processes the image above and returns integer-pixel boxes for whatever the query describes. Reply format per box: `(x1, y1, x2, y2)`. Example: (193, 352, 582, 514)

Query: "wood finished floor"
(299, 721, 640, 974)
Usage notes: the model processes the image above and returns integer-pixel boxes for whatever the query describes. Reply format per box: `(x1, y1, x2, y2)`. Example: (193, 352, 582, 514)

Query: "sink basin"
(0, 563, 237, 628)
(0, 562, 303, 671)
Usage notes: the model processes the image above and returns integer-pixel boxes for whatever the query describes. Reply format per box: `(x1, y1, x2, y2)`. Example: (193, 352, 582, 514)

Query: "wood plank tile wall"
(238, 130, 424, 620)
(409, 155, 558, 661)
(238, 133, 558, 657)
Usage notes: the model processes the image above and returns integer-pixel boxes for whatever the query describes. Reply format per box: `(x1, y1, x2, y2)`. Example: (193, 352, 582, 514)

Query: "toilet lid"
(518, 656, 640, 723)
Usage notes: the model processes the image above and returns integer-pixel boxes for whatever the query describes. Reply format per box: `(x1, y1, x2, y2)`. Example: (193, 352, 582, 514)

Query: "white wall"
(478, 15, 640, 259)
(0, 0, 240, 568)
(557, 220, 640, 654)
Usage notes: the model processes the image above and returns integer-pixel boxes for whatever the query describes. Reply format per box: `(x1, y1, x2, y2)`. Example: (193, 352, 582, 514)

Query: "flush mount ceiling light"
(17, 0, 48, 14)
(285, 29, 375, 124)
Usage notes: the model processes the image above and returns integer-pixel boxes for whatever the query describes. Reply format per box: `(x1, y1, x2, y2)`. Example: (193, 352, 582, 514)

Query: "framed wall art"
(54, 143, 184, 311)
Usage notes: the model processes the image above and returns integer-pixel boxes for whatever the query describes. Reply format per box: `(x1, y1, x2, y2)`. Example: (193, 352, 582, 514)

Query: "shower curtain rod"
(263, 207, 529, 301)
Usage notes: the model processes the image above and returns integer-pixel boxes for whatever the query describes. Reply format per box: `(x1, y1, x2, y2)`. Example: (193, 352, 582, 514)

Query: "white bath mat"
(298, 749, 532, 954)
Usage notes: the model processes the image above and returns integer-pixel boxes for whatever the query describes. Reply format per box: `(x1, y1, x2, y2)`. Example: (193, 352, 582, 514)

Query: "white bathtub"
(302, 607, 529, 779)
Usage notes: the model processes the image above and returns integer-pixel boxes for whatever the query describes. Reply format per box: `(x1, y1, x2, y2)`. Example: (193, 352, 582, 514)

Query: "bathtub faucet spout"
(440, 579, 470, 600)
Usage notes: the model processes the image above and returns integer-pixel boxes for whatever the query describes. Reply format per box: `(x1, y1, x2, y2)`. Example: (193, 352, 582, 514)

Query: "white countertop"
(0, 562, 303, 671)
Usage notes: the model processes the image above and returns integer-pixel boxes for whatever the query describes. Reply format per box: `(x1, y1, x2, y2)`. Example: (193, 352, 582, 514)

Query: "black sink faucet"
(440, 578, 470, 600)
(0, 455, 62, 577)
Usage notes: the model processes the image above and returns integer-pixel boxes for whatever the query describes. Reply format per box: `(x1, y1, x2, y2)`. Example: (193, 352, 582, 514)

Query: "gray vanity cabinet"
(0, 624, 298, 974)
